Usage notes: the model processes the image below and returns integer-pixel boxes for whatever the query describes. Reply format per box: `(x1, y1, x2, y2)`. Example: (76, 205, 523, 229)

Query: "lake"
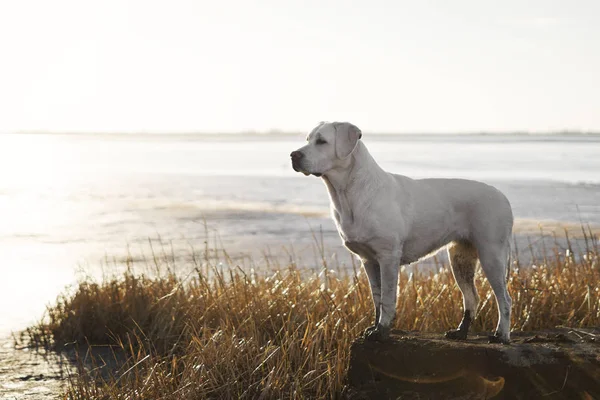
(1, 132, 599, 333)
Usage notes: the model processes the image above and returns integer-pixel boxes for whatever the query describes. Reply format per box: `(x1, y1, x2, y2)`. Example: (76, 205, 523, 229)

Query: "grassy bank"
(25, 232, 599, 399)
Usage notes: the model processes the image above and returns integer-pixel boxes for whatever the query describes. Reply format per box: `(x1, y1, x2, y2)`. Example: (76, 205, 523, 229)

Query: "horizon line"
(5, 129, 600, 136)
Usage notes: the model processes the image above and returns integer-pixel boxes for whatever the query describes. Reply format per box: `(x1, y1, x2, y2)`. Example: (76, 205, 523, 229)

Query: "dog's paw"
(363, 325, 378, 336)
(488, 333, 511, 344)
(445, 329, 468, 340)
(363, 324, 391, 342)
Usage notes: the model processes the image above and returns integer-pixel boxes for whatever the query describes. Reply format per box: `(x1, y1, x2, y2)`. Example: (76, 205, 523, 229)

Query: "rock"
(344, 329, 600, 399)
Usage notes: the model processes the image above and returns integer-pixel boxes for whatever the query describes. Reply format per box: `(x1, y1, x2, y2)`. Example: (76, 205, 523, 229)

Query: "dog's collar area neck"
(323, 145, 386, 191)
(322, 157, 357, 189)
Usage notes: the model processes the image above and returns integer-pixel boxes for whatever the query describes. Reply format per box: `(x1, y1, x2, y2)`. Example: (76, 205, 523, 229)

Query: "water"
(1, 132, 600, 333)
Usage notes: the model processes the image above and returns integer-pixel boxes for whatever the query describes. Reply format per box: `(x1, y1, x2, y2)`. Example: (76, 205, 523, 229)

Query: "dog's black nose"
(290, 151, 304, 162)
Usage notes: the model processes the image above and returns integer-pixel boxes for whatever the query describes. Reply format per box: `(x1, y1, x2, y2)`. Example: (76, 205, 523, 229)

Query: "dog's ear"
(334, 122, 362, 159)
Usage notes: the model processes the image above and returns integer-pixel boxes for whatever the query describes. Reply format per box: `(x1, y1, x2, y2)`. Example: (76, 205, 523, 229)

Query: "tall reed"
(24, 229, 599, 399)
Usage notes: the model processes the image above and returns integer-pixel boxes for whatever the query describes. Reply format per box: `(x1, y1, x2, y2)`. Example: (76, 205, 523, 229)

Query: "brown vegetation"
(24, 231, 599, 399)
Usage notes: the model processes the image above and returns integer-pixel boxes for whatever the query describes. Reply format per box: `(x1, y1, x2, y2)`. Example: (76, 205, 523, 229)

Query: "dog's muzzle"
(290, 151, 305, 173)
(291, 151, 321, 176)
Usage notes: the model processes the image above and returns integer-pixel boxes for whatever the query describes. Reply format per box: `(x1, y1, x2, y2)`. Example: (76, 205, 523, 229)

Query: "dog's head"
(290, 121, 362, 177)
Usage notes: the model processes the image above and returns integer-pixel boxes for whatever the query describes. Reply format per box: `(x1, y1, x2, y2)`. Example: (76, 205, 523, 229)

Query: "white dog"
(291, 122, 514, 343)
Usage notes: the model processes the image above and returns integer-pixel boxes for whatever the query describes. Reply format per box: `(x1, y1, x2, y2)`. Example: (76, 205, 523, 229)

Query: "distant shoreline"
(6, 130, 600, 138)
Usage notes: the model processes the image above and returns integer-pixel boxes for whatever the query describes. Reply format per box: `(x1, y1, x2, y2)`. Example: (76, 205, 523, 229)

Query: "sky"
(0, 0, 599, 133)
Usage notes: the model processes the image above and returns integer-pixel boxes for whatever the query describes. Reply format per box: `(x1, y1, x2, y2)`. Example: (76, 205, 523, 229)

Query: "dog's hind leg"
(445, 241, 479, 341)
(478, 241, 512, 344)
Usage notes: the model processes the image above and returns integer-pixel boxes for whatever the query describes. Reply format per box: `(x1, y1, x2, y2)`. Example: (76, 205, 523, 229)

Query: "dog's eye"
(316, 138, 327, 145)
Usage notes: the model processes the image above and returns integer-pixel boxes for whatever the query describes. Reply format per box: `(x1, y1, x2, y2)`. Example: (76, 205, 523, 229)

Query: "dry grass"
(24, 230, 600, 399)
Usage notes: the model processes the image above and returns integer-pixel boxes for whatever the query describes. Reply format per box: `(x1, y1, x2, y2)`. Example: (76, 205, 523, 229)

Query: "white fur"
(291, 122, 514, 343)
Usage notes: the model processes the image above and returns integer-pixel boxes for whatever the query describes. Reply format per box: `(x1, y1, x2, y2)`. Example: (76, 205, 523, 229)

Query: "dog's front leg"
(364, 253, 400, 342)
(362, 259, 381, 335)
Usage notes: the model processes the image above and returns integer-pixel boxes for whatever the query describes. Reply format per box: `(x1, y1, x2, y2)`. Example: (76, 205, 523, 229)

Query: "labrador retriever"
(290, 122, 513, 343)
